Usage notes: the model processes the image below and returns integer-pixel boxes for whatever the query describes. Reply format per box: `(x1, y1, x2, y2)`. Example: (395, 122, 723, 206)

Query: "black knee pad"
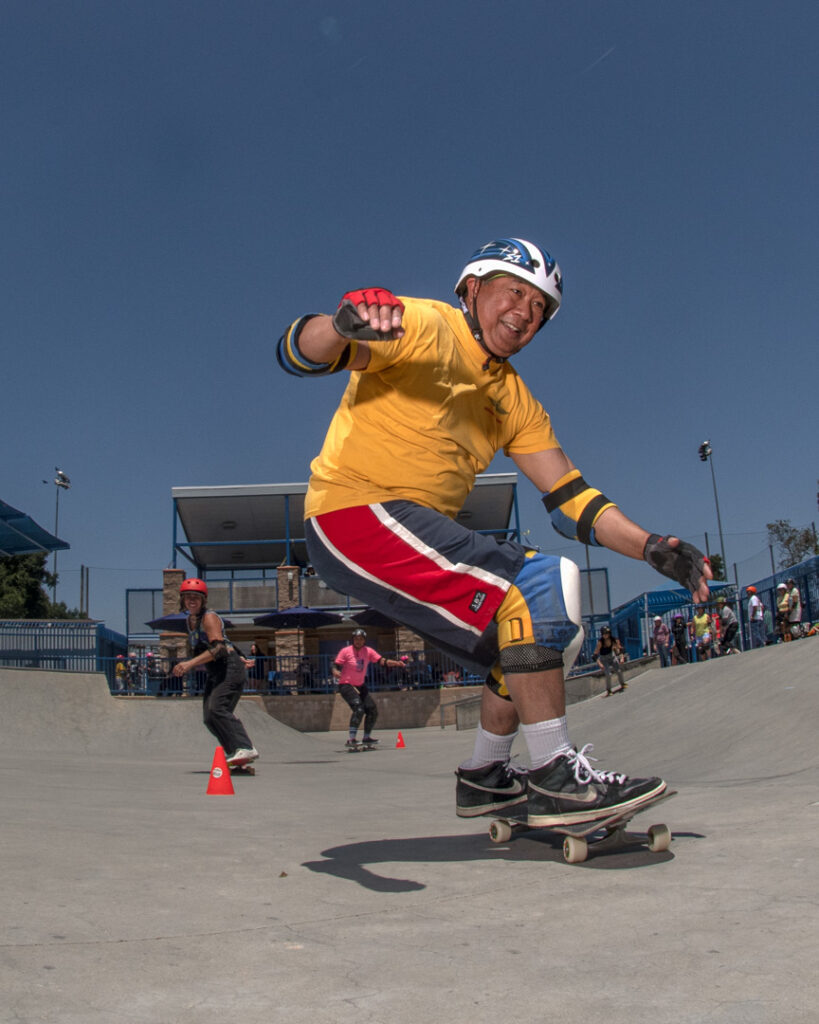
(499, 642, 564, 674)
(348, 699, 365, 728)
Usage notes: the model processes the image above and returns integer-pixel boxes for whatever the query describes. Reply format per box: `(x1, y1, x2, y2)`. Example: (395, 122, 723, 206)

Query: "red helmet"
(180, 577, 208, 596)
(746, 585, 757, 594)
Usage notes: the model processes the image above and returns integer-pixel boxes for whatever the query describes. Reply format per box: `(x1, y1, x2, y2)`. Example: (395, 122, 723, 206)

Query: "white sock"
(460, 726, 517, 769)
(520, 717, 572, 770)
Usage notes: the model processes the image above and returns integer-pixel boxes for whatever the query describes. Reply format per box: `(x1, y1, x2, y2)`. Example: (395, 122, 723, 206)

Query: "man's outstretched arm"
(513, 448, 712, 602)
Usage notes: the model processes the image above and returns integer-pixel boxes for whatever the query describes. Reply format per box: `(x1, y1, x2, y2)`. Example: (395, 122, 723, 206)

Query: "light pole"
(697, 441, 727, 581)
(43, 468, 71, 604)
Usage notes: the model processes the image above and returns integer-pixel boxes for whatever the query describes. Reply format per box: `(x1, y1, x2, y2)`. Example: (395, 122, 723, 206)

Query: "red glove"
(340, 288, 403, 311)
(332, 288, 404, 340)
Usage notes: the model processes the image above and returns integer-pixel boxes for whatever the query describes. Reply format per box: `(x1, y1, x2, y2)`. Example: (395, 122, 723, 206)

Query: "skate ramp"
(0, 667, 327, 762)
(564, 638, 818, 784)
(1, 643, 818, 1024)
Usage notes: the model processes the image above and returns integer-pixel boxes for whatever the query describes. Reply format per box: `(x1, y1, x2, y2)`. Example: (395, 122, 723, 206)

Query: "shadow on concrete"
(302, 826, 688, 891)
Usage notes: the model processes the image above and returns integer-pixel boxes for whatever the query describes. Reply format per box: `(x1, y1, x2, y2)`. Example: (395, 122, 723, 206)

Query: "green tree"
(0, 554, 50, 617)
(766, 519, 819, 571)
(707, 553, 726, 581)
(0, 553, 83, 619)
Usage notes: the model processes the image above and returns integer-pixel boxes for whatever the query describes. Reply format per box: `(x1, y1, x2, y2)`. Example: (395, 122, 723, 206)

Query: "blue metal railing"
(98, 649, 488, 697)
(6, 556, 817, 696)
(0, 621, 127, 688)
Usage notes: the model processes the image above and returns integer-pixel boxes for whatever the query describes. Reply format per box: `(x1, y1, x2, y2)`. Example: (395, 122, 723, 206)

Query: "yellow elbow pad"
(542, 469, 616, 546)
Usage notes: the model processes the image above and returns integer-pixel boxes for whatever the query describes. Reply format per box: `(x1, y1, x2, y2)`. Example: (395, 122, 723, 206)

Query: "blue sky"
(3, 1, 817, 634)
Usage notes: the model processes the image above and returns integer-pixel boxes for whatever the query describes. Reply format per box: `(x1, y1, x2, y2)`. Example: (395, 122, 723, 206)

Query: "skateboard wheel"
(647, 824, 671, 853)
(489, 820, 512, 844)
(563, 835, 588, 864)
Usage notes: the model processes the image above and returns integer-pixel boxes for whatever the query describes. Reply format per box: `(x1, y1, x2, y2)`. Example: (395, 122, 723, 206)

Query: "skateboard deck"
(341, 741, 380, 753)
(229, 762, 256, 775)
(487, 789, 676, 863)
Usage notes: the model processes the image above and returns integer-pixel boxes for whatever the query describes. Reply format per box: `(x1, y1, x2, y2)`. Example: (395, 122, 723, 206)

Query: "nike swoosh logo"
(531, 785, 600, 805)
(472, 780, 526, 795)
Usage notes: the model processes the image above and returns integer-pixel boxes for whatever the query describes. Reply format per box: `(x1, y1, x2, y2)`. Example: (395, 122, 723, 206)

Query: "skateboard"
(486, 789, 676, 864)
(229, 762, 256, 775)
(342, 741, 380, 753)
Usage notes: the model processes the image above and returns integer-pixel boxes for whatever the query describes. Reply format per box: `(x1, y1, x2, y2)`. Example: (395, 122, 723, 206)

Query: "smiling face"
(463, 274, 547, 359)
(183, 592, 205, 615)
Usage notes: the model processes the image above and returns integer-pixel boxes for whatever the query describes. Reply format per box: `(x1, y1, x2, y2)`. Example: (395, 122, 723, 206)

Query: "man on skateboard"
(277, 237, 711, 826)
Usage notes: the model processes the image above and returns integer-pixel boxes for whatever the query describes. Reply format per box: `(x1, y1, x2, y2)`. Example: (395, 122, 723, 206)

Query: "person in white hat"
(652, 615, 671, 668)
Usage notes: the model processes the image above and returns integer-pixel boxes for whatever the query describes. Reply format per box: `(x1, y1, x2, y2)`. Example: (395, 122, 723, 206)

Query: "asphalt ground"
(1, 639, 817, 1024)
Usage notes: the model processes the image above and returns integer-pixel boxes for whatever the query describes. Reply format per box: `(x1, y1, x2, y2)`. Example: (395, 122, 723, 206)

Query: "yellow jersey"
(305, 297, 559, 520)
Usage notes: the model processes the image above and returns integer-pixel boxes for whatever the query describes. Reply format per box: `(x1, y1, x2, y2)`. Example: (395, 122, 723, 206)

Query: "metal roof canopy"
(610, 580, 734, 625)
(0, 499, 69, 557)
(172, 473, 521, 572)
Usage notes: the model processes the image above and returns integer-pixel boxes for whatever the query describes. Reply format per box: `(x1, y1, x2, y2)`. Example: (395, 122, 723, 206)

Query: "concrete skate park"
(1, 639, 816, 1024)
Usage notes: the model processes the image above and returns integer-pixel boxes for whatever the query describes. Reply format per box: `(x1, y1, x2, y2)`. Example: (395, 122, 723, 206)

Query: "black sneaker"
(455, 761, 527, 818)
(527, 745, 665, 827)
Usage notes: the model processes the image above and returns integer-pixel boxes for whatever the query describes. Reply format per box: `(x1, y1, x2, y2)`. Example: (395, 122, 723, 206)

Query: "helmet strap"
(459, 280, 506, 369)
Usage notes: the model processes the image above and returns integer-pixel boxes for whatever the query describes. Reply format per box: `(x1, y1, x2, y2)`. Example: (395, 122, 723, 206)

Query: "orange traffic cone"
(207, 746, 235, 795)
(395, 731, 406, 749)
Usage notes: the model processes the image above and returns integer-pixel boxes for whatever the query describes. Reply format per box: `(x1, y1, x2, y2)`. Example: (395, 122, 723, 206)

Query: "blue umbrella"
(252, 606, 345, 629)
(348, 607, 398, 629)
(146, 612, 234, 632)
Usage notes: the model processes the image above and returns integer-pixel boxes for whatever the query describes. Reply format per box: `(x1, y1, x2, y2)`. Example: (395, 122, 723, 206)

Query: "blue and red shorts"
(305, 501, 528, 676)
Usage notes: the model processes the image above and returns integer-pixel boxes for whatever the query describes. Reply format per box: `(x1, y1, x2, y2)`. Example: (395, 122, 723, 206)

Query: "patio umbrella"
(253, 605, 345, 659)
(146, 612, 234, 632)
(252, 606, 345, 629)
(348, 607, 398, 629)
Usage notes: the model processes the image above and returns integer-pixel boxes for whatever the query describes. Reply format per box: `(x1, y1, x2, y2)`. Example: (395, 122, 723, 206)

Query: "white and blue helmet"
(454, 238, 563, 324)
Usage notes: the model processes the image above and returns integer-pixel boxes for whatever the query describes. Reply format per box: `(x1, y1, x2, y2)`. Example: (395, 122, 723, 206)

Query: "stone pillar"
(396, 625, 423, 654)
(275, 566, 300, 690)
(276, 630, 302, 693)
(163, 568, 185, 614)
(396, 625, 426, 688)
(277, 566, 300, 609)
(161, 569, 187, 688)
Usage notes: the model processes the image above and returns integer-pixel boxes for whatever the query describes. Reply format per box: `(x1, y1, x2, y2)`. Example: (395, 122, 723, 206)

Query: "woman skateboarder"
(171, 577, 258, 767)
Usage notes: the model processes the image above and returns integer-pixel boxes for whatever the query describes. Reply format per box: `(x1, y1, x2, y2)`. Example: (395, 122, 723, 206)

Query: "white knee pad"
(559, 557, 585, 671)
(497, 552, 584, 674)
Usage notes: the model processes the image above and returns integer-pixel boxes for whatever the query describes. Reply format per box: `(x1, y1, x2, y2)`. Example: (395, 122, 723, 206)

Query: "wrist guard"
(644, 534, 708, 592)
